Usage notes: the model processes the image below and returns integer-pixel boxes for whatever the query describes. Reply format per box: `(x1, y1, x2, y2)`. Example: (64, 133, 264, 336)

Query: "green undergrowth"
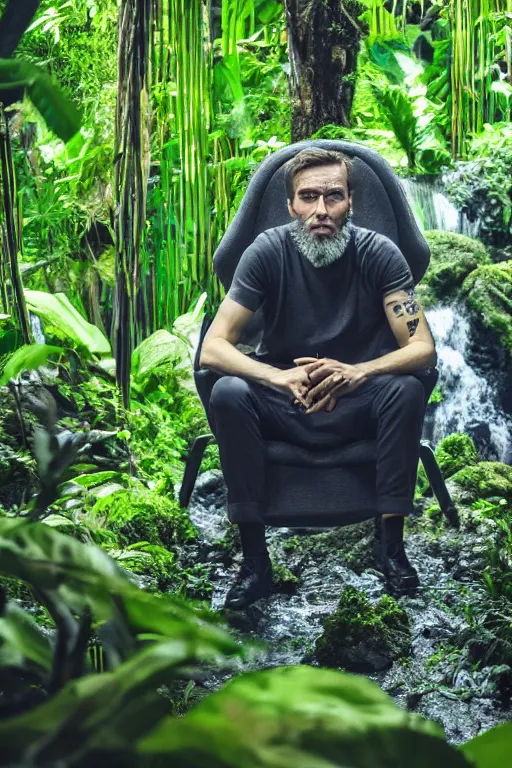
(416, 433, 479, 498)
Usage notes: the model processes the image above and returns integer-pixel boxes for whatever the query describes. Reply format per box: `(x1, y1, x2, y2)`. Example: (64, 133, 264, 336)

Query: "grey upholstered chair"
(179, 139, 458, 529)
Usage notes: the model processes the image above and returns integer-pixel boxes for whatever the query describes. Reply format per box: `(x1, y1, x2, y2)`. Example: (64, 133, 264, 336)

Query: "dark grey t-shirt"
(227, 224, 415, 368)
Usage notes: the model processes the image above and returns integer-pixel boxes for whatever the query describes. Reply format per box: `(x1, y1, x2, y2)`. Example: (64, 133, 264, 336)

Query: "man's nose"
(315, 195, 328, 215)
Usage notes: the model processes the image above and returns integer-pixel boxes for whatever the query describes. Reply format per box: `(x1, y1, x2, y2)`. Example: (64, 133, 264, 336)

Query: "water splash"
(426, 304, 512, 463)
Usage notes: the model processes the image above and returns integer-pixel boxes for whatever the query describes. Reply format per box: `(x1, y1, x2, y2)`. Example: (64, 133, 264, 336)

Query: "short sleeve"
(226, 236, 271, 312)
(371, 235, 415, 298)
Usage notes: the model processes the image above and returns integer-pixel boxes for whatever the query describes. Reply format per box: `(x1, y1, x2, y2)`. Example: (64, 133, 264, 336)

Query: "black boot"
(372, 516, 419, 594)
(224, 552, 274, 610)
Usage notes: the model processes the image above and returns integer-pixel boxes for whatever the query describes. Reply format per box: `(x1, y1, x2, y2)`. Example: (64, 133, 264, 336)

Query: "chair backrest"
(210, 139, 430, 350)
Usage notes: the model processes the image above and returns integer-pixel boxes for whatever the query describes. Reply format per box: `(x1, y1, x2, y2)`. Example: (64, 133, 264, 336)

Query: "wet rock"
(315, 586, 411, 672)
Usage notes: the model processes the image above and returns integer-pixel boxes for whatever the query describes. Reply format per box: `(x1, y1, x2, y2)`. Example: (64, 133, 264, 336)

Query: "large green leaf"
(0, 517, 129, 619)
(0, 623, 241, 763)
(0, 518, 240, 650)
(24, 291, 111, 357)
(0, 59, 81, 143)
(0, 603, 52, 673)
(0, 343, 62, 385)
(131, 329, 189, 380)
(460, 723, 512, 767)
(140, 665, 472, 767)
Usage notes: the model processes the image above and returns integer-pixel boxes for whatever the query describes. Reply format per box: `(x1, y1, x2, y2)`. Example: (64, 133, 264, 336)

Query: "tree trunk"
(113, 0, 153, 409)
(285, 0, 368, 141)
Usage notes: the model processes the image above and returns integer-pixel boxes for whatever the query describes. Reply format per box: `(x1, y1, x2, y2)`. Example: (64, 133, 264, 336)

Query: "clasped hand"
(267, 357, 367, 413)
(293, 356, 367, 413)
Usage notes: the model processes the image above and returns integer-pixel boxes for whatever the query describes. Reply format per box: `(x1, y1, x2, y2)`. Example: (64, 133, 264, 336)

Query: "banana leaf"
(0, 59, 81, 143)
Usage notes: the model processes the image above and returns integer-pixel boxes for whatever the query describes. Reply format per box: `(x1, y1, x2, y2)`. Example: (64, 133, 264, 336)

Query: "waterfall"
(425, 303, 512, 464)
(400, 177, 480, 237)
(30, 313, 45, 344)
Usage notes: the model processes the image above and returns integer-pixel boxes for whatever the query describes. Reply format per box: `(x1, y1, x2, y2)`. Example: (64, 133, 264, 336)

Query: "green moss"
(451, 462, 512, 503)
(119, 542, 178, 591)
(417, 433, 479, 497)
(315, 586, 410, 671)
(92, 486, 197, 548)
(417, 231, 490, 308)
(271, 561, 302, 594)
(462, 261, 512, 355)
(285, 522, 375, 573)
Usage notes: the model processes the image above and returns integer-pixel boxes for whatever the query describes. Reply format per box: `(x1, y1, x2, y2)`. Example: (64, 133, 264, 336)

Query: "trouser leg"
(368, 374, 426, 517)
(208, 376, 288, 525)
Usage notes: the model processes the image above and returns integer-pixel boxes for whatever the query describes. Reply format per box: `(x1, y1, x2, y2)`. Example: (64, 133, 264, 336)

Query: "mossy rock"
(417, 231, 490, 308)
(271, 560, 302, 594)
(119, 542, 177, 591)
(450, 461, 512, 503)
(416, 433, 479, 496)
(315, 586, 411, 672)
(461, 261, 512, 356)
(284, 521, 375, 574)
(92, 486, 197, 548)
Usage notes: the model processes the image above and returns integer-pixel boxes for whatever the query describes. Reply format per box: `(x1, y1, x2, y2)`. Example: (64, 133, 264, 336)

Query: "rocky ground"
(186, 470, 512, 744)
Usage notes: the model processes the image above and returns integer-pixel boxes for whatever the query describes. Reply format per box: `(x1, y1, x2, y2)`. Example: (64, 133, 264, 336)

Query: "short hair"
(283, 148, 353, 200)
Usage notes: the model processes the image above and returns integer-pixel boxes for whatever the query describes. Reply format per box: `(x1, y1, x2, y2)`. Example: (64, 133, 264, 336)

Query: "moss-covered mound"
(315, 586, 410, 672)
(461, 261, 512, 356)
(92, 486, 197, 548)
(417, 231, 490, 308)
(450, 461, 512, 503)
(416, 433, 479, 497)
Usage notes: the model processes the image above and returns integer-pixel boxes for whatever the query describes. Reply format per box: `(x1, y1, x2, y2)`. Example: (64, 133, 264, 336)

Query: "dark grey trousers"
(208, 373, 426, 524)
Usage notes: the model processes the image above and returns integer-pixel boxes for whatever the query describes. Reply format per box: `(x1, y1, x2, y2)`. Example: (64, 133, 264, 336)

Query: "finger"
(294, 357, 318, 365)
(306, 394, 331, 414)
(304, 360, 324, 376)
(292, 388, 309, 408)
(309, 372, 345, 400)
(325, 397, 336, 412)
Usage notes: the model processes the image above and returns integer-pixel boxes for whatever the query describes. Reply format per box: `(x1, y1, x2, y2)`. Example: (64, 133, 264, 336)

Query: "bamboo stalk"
(0, 105, 31, 343)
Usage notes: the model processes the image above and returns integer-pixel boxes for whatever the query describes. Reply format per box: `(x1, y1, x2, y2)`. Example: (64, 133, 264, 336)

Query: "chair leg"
(179, 434, 214, 508)
(419, 440, 459, 528)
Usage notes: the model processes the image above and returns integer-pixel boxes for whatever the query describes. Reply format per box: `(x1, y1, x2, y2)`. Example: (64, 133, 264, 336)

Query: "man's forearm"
(199, 337, 277, 387)
(357, 342, 437, 379)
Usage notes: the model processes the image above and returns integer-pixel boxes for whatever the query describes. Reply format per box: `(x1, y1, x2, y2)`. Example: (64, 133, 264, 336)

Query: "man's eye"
(327, 193, 344, 202)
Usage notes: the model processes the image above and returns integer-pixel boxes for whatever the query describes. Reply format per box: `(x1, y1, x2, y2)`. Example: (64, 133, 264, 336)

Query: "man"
(200, 148, 437, 610)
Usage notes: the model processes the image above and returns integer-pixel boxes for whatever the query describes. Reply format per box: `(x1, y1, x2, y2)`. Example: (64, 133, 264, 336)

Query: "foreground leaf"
(460, 722, 512, 766)
(140, 665, 472, 767)
(0, 603, 52, 673)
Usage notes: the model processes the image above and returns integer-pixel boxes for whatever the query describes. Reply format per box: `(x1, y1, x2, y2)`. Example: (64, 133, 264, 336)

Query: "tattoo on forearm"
(404, 289, 420, 316)
(407, 318, 419, 337)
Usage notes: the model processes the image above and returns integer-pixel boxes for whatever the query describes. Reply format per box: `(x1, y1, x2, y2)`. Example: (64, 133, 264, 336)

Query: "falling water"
(30, 313, 45, 344)
(400, 177, 480, 237)
(425, 303, 512, 463)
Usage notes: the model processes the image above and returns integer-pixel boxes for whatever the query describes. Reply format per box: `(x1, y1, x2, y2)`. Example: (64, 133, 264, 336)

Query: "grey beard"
(289, 211, 353, 268)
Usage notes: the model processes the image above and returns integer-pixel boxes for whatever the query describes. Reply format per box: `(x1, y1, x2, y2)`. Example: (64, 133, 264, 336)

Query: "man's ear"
(287, 199, 297, 219)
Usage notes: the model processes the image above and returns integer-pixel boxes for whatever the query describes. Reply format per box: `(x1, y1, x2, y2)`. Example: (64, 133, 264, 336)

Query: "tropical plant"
(363, 37, 451, 173)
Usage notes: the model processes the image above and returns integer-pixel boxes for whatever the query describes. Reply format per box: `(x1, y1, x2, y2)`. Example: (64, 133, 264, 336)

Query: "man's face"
(287, 163, 352, 236)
